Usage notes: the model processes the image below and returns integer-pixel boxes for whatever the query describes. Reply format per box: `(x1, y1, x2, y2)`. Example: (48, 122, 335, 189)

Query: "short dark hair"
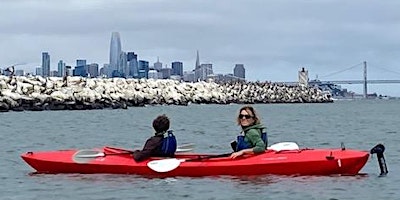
(153, 114, 170, 133)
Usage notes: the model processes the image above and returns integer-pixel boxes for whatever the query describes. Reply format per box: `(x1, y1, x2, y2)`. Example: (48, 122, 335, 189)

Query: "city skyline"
(2, 31, 245, 81)
(1, 1, 400, 96)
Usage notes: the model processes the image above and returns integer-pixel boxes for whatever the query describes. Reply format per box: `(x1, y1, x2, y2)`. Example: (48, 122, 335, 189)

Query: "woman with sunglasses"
(230, 106, 267, 159)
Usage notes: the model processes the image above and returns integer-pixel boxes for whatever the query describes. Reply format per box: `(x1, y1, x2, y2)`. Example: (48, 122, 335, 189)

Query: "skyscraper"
(138, 60, 149, 78)
(74, 59, 87, 77)
(127, 52, 138, 78)
(195, 50, 200, 69)
(194, 50, 201, 81)
(109, 32, 122, 77)
(120, 51, 128, 77)
(41, 52, 50, 77)
(234, 64, 245, 79)
(58, 60, 66, 77)
(172, 61, 183, 76)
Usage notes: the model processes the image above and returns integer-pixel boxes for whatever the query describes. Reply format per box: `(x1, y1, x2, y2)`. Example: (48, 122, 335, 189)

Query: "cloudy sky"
(1, 0, 400, 96)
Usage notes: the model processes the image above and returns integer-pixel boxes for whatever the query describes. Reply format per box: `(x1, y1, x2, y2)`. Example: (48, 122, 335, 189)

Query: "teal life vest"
(161, 130, 177, 157)
(236, 129, 267, 152)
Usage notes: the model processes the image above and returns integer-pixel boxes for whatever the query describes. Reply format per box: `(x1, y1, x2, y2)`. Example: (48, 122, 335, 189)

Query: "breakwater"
(0, 75, 332, 112)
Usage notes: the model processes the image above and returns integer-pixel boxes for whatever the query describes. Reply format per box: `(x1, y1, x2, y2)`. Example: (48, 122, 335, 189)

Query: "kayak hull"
(21, 147, 369, 176)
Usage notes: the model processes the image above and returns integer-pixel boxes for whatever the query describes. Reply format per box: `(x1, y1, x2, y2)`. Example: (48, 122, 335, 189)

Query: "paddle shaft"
(75, 151, 133, 158)
(185, 153, 232, 162)
(105, 143, 195, 154)
(146, 152, 233, 173)
(103, 152, 133, 156)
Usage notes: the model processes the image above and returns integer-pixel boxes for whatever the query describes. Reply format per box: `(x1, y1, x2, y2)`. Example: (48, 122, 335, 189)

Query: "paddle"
(105, 143, 195, 153)
(147, 142, 300, 173)
(72, 143, 196, 164)
(147, 153, 232, 173)
(72, 150, 132, 164)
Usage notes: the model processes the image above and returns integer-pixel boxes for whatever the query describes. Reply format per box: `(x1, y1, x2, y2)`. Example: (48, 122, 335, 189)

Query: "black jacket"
(132, 134, 164, 162)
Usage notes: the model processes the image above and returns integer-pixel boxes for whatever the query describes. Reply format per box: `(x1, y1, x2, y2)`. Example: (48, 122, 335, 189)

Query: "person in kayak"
(132, 114, 177, 162)
(230, 106, 267, 159)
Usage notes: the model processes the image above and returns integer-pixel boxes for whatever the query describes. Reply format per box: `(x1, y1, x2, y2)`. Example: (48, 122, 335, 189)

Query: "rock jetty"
(0, 75, 332, 112)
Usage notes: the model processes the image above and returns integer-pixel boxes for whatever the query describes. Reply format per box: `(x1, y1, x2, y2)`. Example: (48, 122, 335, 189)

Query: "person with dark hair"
(230, 106, 267, 159)
(132, 114, 177, 162)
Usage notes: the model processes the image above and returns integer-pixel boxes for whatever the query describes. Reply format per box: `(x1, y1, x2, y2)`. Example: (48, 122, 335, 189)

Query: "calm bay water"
(1, 100, 399, 200)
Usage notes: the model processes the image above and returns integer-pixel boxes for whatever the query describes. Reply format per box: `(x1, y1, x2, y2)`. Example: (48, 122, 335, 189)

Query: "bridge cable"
(320, 62, 363, 78)
(372, 66, 400, 76)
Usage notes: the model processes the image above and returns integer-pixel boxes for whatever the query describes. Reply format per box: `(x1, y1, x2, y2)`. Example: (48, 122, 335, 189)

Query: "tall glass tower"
(109, 32, 122, 77)
(41, 52, 50, 77)
(58, 60, 65, 77)
(127, 52, 138, 78)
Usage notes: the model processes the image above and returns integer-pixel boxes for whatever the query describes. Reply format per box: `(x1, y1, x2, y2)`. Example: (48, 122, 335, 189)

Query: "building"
(100, 64, 109, 77)
(138, 60, 149, 78)
(183, 70, 195, 82)
(127, 52, 138, 78)
(154, 57, 162, 71)
(50, 70, 58, 77)
(196, 64, 213, 81)
(74, 66, 87, 77)
(74, 59, 87, 77)
(15, 69, 24, 76)
(58, 60, 66, 77)
(41, 52, 50, 77)
(119, 51, 128, 77)
(233, 64, 245, 79)
(160, 68, 172, 79)
(87, 63, 99, 78)
(148, 69, 159, 79)
(76, 59, 86, 68)
(195, 50, 200, 69)
(65, 66, 73, 76)
(194, 50, 201, 80)
(35, 67, 42, 76)
(109, 32, 122, 77)
(172, 61, 183, 76)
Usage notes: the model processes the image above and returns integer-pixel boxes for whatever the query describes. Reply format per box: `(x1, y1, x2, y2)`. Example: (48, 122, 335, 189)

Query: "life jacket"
(161, 130, 177, 157)
(236, 129, 268, 152)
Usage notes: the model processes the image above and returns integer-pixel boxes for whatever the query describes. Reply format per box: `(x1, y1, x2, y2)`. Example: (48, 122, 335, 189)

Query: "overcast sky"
(1, 0, 400, 96)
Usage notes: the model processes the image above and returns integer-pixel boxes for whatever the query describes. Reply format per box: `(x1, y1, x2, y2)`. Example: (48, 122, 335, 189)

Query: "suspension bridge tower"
(363, 61, 367, 98)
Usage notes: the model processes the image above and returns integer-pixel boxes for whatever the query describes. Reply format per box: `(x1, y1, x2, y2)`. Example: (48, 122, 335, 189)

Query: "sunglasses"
(239, 114, 253, 119)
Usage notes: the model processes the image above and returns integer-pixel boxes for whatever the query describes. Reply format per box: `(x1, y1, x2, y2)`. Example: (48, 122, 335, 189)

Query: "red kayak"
(20, 143, 380, 176)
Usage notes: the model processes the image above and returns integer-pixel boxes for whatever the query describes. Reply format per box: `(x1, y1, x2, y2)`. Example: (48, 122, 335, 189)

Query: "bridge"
(280, 61, 400, 98)
(324, 80, 400, 84)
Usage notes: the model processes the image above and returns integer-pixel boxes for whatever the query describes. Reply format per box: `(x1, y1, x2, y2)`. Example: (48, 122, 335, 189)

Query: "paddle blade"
(178, 143, 195, 149)
(72, 149, 104, 164)
(147, 158, 182, 173)
(176, 148, 193, 153)
(268, 142, 299, 151)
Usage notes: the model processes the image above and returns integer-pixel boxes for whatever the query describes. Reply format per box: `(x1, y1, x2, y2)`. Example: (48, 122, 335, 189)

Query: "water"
(1, 100, 399, 200)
